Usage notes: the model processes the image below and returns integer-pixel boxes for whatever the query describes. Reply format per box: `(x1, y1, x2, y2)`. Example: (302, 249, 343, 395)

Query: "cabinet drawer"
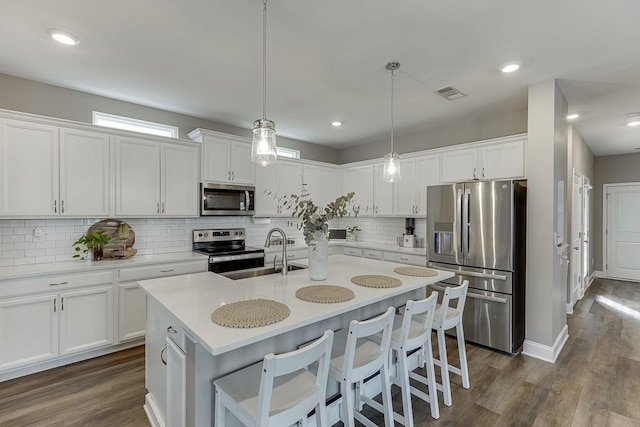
(0, 270, 114, 299)
(363, 250, 382, 260)
(383, 252, 426, 266)
(343, 247, 363, 257)
(119, 260, 207, 282)
(328, 246, 343, 255)
(270, 249, 307, 264)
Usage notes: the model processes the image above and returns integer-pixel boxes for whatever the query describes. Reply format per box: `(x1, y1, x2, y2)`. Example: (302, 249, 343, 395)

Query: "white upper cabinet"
(373, 163, 394, 216)
(303, 164, 323, 207)
(395, 155, 440, 216)
(321, 167, 338, 207)
(343, 165, 375, 216)
(115, 136, 199, 217)
(189, 129, 254, 185)
(0, 120, 111, 217)
(254, 160, 303, 216)
(59, 128, 111, 217)
(441, 137, 526, 183)
(0, 119, 59, 216)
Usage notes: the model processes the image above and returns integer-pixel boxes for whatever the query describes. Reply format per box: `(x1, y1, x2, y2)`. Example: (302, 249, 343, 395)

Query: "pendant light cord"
(262, 0, 267, 121)
(390, 67, 395, 153)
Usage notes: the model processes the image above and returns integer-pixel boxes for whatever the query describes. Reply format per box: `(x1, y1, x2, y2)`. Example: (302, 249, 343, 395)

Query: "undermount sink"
(220, 264, 307, 280)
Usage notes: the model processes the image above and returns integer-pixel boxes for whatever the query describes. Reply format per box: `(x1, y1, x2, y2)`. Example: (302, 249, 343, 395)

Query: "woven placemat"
(211, 299, 290, 328)
(393, 266, 439, 277)
(351, 275, 402, 288)
(296, 285, 355, 304)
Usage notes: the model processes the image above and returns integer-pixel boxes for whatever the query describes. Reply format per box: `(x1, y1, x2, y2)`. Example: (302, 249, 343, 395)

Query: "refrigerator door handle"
(456, 187, 464, 258)
(428, 262, 508, 281)
(430, 284, 508, 304)
(464, 188, 471, 259)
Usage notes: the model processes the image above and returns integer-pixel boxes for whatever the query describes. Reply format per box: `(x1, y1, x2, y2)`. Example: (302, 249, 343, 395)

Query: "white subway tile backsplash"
(14, 257, 36, 265)
(0, 259, 13, 267)
(2, 220, 24, 227)
(36, 255, 57, 264)
(15, 242, 35, 250)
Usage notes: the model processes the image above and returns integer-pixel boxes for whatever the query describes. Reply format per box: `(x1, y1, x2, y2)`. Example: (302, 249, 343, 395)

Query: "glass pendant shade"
(383, 151, 401, 182)
(251, 119, 277, 166)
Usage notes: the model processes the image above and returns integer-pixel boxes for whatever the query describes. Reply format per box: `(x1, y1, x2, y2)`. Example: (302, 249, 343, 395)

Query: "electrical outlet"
(32, 228, 43, 241)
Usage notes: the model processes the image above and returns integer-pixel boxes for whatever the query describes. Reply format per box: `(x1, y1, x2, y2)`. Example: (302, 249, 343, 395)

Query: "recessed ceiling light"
(47, 29, 80, 46)
(501, 63, 520, 73)
(566, 113, 580, 120)
(331, 121, 342, 127)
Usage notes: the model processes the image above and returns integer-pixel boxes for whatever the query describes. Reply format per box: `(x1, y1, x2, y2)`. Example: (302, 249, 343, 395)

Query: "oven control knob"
(204, 233, 208, 237)
(239, 231, 243, 236)
(198, 233, 202, 237)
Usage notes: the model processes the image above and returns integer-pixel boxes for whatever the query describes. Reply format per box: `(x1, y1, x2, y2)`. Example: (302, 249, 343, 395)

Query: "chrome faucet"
(265, 228, 288, 275)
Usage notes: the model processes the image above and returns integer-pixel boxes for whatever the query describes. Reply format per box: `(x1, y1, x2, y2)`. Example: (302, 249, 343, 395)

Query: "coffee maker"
(402, 218, 417, 248)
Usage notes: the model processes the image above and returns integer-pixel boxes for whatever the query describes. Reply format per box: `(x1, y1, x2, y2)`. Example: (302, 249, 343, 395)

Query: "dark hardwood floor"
(1, 277, 638, 426)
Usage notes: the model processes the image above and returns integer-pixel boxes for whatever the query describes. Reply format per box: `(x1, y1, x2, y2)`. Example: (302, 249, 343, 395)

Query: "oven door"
(209, 252, 265, 273)
(201, 183, 255, 216)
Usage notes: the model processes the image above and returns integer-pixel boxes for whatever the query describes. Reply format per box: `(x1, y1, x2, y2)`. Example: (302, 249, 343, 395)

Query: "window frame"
(92, 111, 179, 138)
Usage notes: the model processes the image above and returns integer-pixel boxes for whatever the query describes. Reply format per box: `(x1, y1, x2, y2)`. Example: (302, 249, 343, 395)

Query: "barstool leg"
(214, 389, 226, 427)
(398, 350, 414, 427)
(316, 401, 328, 427)
(456, 323, 470, 389)
(423, 340, 440, 419)
(380, 363, 395, 427)
(342, 382, 356, 427)
(437, 327, 452, 406)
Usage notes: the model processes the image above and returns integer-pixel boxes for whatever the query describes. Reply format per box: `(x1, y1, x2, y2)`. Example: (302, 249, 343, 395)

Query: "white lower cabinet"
(0, 271, 114, 372)
(383, 251, 426, 266)
(166, 336, 187, 427)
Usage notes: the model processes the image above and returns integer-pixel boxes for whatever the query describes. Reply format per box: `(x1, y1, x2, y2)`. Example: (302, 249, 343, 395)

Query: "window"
(92, 112, 179, 138)
(276, 147, 300, 159)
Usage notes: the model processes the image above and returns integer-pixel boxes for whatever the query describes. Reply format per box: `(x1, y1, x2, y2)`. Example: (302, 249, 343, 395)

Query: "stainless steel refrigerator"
(427, 179, 526, 353)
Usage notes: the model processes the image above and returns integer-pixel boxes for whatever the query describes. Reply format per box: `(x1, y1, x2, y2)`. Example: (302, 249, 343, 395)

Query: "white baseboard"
(144, 394, 165, 427)
(522, 324, 568, 363)
(594, 270, 605, 279)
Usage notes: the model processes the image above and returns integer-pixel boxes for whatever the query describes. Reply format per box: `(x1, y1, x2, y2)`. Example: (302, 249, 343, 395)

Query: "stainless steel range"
(193, 228, 265, 273)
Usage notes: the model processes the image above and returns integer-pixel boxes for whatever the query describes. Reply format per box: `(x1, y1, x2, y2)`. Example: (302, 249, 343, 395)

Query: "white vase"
(308, 232, 329, 281)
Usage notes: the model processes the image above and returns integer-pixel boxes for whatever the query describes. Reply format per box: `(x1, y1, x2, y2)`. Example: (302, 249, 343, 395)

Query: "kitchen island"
(138, 255, 453, 427)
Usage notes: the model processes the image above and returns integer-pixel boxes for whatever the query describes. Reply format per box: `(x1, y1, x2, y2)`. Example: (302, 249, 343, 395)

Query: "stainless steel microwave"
(200, 183, 255, 216)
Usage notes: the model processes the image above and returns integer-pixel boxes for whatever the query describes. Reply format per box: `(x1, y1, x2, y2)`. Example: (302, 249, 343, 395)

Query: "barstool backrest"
(438, 280, 469, 330)
(400, 290, 439, 352)
(342, 307, 395, 384)
(257, 329, 334, 426)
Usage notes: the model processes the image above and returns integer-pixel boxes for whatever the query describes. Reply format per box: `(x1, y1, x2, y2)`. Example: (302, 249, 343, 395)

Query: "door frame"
(581, 176, 592, 294)
(603, 182, 640, 279)
(568, 169, 583, 312)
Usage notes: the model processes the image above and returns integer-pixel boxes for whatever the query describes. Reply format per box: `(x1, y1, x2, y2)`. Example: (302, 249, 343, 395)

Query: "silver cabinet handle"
(473, 168, 477, 179)
(49, 281, 68, 286)
(61, 296, 64, 311)
(157, 202, 160, 214)
(61, 200, 64, 214)
(482, 167, 485, 178)
(54, 200, 57, 213)
(231, 171, 235, 181)
(160, 344, 167, 366)
(428, 263, 508, 281)
(53, 298, 56, 312)
(167, 326, 177, 334)
(160, 269, 174, 273)
(400, 257, 409, 261)
(161, 202, 165, 213)
(467, 292, 508, 304)
(573, 246, 579, 250)
(228, 171, 231, 180)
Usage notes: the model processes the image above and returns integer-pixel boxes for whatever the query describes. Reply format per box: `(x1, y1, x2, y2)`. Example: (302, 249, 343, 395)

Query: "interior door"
(569, 170, 582, 307)
(606, 184, 640, 281)
(582, 177, 592, 294)
(465, 180, 513, 271)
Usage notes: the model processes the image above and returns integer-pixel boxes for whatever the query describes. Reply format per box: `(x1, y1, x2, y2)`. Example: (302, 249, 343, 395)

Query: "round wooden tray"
(211, 299, 290, 328)
(295, 285, 355, 303)
(351, 275, 402, 288)
(393, 267, 438, 277)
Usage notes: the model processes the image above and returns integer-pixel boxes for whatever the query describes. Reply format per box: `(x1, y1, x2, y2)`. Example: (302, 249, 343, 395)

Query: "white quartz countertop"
(0, 252, 209, 281)
(263, 240, 427, 256)
(138, 255, 452, 356)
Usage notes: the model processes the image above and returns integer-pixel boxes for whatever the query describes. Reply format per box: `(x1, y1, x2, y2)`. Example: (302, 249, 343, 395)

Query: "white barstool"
(213, 329, 334, 427)
(433, 280, 470, 407)
(329, 307, 395, 427)
(388, 290, 440, 425)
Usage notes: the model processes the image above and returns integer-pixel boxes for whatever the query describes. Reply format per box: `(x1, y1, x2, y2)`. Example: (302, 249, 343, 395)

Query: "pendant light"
(382, 61, 401, 182)
(251, 0, 277, 166)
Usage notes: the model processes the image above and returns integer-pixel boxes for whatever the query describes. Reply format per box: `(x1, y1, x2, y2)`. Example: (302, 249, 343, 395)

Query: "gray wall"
(594, 152, 640, 271)
(337, 107, 527, 164)
(0, 73, 339, 164)
(525, 80, 568, 350)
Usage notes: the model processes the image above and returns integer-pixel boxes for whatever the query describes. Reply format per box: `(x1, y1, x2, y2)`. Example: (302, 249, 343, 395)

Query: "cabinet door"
(441, 148, 478, 183)
(0, 119, 59, 216)
(303, 164, 323, 207)
(118, 283, 146, 342)
(115, 136, 161, 216)
(229, 141, 254, 184)
(59, 286, 113, 355)
(0, 294, 58, 371)
(277, 161, 304, 216)
(201, 136, 231, 182)
(166, 337, 187, 427)
(342, 167, 358, 205)
(415, 155, 441, 215)
(161, 143, 199, 216)
(59, 128, 111, 217)
(394, 159, 418, 216)
(357, 165, 375, 216)
(254, 163, 278, 216)
(373, 163, 393, 216)
(321, 167, 337, 207)
(480, 139, 525, 179)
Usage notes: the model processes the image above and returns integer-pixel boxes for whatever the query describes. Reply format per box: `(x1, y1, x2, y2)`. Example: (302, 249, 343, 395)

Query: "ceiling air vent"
(435, 85, 467, 101)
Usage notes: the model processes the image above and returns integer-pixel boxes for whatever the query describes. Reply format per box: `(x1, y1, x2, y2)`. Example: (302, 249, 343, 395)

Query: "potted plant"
(273, 182, 358, 280)
(72, 231, 111, 261)
(346, 226, 361, 241)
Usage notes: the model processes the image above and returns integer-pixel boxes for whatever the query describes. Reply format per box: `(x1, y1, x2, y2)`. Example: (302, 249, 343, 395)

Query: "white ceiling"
(1, 0, 639, 155)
